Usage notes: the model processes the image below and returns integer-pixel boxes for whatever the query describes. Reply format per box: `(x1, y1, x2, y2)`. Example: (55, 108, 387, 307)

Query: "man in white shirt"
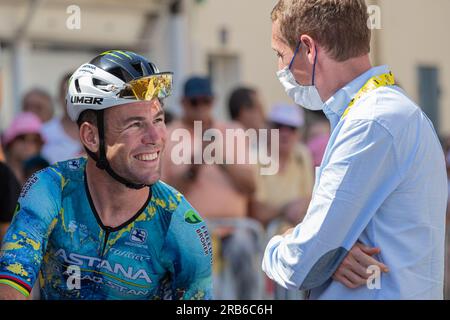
(263, 0, 447, 299)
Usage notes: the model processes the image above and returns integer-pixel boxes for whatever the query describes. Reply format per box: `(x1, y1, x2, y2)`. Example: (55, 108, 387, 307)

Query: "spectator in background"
(161, 76, 258, 299)
(23, 155, 50, 182)
(251, 104, 314, 229)
(0, 162, 20, 243)
(163, 109, 176, 126)
(228, 87, 266, 131)
(305, 111, 330, 167)
(2, 112, 47, 184)
(41, 73, 83, 164)
(22, 88, 54, 123)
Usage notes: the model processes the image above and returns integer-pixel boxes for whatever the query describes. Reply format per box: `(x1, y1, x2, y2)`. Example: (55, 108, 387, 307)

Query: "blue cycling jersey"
(0, 158, 212, 299)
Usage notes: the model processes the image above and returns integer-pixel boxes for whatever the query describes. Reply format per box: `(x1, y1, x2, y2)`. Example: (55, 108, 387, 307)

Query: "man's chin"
(131, 173, 161, 187)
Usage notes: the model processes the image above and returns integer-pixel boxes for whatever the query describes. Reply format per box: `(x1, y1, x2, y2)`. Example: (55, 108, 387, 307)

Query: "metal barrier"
(205, 217, 266, 300)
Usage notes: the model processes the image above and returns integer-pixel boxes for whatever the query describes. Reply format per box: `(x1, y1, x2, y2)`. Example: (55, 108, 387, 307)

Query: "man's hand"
(333, 243, 389, 289)
(282, 227, 294, 237)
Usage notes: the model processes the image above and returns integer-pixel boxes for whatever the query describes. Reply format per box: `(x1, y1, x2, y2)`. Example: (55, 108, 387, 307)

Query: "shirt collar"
(323, 65, 391, 120)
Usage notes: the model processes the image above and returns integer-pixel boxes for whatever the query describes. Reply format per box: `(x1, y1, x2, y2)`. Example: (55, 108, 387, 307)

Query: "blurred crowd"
(1, 73, 450, 299)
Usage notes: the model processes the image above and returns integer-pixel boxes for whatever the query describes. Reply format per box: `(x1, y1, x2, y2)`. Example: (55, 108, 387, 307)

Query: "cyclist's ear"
(79, 122, 100, 153)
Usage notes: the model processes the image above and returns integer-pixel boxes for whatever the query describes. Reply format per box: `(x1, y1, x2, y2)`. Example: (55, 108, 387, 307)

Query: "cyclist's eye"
(154, 117, 164, 124)
(130, 122, 142, 128)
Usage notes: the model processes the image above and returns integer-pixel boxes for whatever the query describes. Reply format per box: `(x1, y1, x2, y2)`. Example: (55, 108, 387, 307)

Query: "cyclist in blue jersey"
(0, 51, 213, 300)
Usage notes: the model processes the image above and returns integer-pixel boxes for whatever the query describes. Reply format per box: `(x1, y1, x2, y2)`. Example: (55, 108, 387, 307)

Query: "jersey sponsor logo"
(109, 248, 151, 262)
(68, 159, 81, 170)
(184, 210, 203, 224)
(20, 174, 39, 198)
(196, 225, 212, 259)
(78, 64, 97, 74)
(81, 64, 96, 71)
(68, 220, 78, 233)
(55, 248, 152, 284)
(130, 228, 147, 244)
(70, 96, 103, 105)
(73, 274, 150, 296)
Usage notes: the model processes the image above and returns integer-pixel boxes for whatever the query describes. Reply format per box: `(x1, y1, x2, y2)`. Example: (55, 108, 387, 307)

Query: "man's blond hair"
(271, 0, 371, 62)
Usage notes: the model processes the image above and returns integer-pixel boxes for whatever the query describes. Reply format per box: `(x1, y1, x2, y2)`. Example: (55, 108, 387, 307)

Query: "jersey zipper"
(101, 226, 113, 257)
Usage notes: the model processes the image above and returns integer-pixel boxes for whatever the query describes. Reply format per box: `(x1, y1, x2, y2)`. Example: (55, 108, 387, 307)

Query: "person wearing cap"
(0, 51, 212, 300)
(1, 112, 46, 184)
(252, 104, 314, 229)
(161, 76, 258, 299)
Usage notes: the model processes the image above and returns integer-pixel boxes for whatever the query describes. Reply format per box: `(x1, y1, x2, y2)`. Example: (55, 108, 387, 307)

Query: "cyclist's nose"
(142, 124, 162, 145)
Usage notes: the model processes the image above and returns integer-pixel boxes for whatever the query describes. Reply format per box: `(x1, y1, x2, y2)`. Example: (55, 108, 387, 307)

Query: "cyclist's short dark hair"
(77, 109, 98, 128)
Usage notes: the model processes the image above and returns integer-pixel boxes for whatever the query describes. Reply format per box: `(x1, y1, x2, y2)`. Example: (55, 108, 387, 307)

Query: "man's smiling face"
(104, 99, 166, 186)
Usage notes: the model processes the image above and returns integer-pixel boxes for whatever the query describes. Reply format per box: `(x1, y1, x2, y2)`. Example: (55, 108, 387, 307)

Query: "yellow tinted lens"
(128, 73, 173, 100)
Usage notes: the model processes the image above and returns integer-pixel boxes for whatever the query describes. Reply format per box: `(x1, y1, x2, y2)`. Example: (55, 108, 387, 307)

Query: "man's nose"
(142, 124, 160, 144)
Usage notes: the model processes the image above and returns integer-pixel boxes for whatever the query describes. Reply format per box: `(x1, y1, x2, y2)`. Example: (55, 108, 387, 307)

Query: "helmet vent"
(75, 79, 81, 93)
(131, 63, 144, 76)
(109, 67, 132, 83)
(93, 78, 111, 92)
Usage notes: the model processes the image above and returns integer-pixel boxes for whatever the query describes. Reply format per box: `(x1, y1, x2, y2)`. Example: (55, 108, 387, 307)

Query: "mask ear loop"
(289, 41, 302, 70)
(312, 45, 318, 86)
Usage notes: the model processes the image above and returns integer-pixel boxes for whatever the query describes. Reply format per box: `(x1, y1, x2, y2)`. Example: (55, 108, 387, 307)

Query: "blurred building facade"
(1, 0, 449, 137)
(369, 0, 450, 136)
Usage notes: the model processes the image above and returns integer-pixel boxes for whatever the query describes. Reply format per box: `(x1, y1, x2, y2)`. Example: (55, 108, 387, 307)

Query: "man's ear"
(79, 122, 99, 153)
(300, 35, 318, 65)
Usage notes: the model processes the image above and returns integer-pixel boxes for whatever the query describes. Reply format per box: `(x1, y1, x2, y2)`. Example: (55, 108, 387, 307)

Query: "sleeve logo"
(184, 210, 203, 224)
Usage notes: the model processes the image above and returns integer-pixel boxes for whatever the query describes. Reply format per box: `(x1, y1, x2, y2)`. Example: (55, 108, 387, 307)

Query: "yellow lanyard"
(341, 72, 395, 120)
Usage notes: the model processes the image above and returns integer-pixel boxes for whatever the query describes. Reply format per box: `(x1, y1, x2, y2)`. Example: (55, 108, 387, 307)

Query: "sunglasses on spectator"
(188, 97, 213, 107)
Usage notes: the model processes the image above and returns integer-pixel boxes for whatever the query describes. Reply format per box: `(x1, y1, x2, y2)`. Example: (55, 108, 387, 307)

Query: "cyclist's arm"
(0, 283, 28, 300)
(161, 198, 213, 300)
(0, 168, 61, 299)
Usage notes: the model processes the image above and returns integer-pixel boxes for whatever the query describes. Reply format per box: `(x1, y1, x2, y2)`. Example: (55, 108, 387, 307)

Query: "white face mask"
(276, 42, 324, 111)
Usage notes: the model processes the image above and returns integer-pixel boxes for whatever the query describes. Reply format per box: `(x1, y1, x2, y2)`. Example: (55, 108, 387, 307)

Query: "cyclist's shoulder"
(151, 180, 186, 214)
(51, 157, 87, 181)
(20, 157, 86, 199)
(152, 180, 204, 226)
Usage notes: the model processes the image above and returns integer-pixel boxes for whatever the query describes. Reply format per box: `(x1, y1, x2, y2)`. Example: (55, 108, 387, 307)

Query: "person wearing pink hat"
(2, 112, 46, 183)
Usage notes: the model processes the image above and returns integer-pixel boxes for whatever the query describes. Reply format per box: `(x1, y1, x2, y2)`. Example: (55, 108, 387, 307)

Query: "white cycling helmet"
(67, 50, 173, 122)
